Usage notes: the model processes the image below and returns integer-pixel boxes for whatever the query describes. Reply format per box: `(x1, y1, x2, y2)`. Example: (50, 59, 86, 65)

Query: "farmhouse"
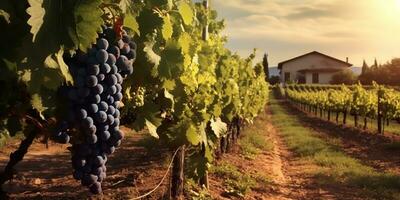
(278, 51, 352, 84)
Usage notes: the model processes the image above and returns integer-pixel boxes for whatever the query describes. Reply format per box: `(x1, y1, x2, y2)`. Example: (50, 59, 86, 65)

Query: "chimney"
(346, 57, 349, 63)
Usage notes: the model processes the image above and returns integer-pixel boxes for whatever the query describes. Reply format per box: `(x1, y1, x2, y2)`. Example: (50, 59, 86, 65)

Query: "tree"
(262, 53, 269, 82)
(330, 70, 356, 85)
(372, 58, 379, 70)
(361, 60, 368, 75)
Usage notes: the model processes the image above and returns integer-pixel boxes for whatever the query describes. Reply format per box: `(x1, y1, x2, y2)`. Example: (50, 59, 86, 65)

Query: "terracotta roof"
(277, 51, 353, 69)
(298, 68, 344, 73)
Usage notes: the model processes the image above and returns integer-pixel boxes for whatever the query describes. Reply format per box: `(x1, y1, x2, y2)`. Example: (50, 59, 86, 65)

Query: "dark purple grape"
(122, 35, 130, 43)
(99, 131, 111, 141)
(98, 101, 108, 112)
(107, 115, 115, 126)
(87, 75, 98, 87)
(110, 65, 118, 74)
(83, 117, 94, 128)
(87, 104, 99, 114)
(96, 111, 107, 123)
(87, 64, 100, 75)
(91, 94, 101, 104)
(107, 96, 114, 105)
(92, 84, 104, 95)
(107, 86, 117, 95)
(77, 108, 88, 120)
(97, 125, 109, 132)
(87, 134, 98, 144)
(96, 50, 108, 63)
(100, 64, 111, 74)
(126, 50, 136, 60)
(85, 125, 97, 135)
(114, 92, 123, 101)
(106, 75, 118, 85)
(107, 54, 116, 65)
(115, 73, 123, 84)
(94, 156, 105, 167)
(107, 46, 120, 58)
(107, 106, 116, 115)
(129, 42, 137, 50)
(97, 38, 109, 50)
(114, 109, 121, 118)
(97, 73, 105, 82)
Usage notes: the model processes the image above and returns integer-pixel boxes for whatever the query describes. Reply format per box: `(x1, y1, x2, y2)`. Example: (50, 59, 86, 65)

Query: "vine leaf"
(124, 13, 140, 36)
(143, 41, 161, 67)
(178, 1, 193, 25)
(145, 119, 159, 138)
(0, 9, 11, 23)
(73, 0, 103, 52)
(26, 0, 45, 42)
(210, 118, 227, 138)
(31, 94, 46, 119)
(162, 15, 173, 41)
(186, 124, 200, 146)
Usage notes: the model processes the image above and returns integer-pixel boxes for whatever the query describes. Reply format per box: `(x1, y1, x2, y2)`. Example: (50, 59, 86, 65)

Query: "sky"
(210, 0, 400, 67)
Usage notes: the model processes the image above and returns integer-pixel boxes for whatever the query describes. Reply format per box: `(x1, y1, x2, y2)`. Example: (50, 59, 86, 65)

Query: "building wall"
(280, 53, 349, 84)
(305, 72, 340, 84)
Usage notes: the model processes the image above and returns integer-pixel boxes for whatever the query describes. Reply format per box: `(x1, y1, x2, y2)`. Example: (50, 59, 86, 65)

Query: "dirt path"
(264, 109, 338, 200)
(208, 106, 347, 200)
(286, 103, 400, 175)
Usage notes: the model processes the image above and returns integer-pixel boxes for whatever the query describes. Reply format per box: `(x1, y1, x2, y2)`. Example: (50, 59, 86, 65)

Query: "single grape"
(96, 50, 108, 64)
(87, 76, 98, 87)
(97, 38, 109, 50)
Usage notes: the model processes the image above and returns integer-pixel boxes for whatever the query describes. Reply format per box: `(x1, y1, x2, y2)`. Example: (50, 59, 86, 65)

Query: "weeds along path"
(270, 95, 400, 200)
(285, 101, 400, 176)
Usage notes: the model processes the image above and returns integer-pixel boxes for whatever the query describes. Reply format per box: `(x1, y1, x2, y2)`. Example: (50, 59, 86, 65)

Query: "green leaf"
(31, 93, 46, 119)
(73, 0, 103, 52)
(0, 9, 10, 23)
(178, 1, 193, 25)
(210, 118, 227, 138)
(145, 119, 159, 138)
(143, 40, 161, 67)
(26, 0, 45, 42)
(124, 13, 140, 36)
(186, 124, 200, 146)
(55, 49, 74, 84)
(162, 15, 173, 41)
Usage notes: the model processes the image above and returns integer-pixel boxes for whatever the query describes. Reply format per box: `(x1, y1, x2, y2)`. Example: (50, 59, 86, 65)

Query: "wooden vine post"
(171, 145, 185, 200)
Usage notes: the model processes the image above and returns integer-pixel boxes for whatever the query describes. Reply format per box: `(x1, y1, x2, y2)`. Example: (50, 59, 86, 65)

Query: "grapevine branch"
(0, 113, 44, 196)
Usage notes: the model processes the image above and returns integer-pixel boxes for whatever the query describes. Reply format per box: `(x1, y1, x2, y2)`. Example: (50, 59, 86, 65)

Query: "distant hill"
(268, 66, 362, 77)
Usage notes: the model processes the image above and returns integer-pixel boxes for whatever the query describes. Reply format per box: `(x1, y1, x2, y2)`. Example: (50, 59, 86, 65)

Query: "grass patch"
(210, 162, 257, 198)
(239, 120, 273, 159)
(270, 95, 400, 200)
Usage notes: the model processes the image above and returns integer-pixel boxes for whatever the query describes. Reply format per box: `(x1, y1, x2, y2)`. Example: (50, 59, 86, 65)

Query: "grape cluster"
(132, 87, 145, 108)
(52, 27, 136, 194)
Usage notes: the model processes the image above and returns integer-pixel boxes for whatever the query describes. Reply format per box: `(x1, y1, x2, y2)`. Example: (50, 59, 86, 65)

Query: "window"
(312, 73, 319, 83)
(284, 72, 291, 82)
